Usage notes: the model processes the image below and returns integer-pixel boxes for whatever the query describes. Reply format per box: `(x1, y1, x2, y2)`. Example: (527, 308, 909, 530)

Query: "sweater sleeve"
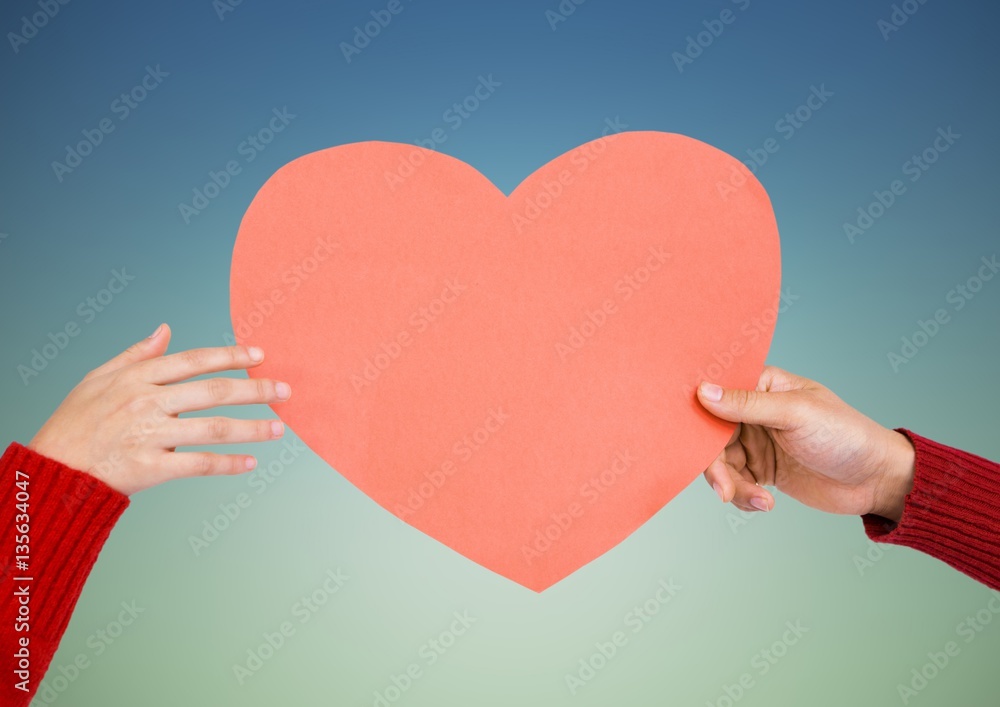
(0, 442, 129, 707)
(862, 428, 1000, 590)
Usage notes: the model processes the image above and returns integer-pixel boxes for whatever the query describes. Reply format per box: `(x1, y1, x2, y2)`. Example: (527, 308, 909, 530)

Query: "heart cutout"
(230, 132, 780, 591)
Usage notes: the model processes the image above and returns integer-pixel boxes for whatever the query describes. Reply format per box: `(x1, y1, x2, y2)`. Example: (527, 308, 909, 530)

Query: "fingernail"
(245, 457, 257, 470)
(750, 496, 770, 512)
(148, 324, 163, 339)
(270, 420, 284, 438)
(248, 346, 264, 362)
(276, 382, 291, 400)
(699, 382, 723, 402)
(712, 482, 725, 503)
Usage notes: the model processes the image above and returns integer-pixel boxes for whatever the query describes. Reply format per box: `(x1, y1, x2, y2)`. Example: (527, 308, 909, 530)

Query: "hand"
(696, 366, 915, 522)
(27, 323, 291, 496)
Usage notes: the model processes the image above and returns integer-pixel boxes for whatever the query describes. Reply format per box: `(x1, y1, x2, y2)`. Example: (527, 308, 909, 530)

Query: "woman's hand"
(697, 366, 915, 522)
(27, 323, 290, 496)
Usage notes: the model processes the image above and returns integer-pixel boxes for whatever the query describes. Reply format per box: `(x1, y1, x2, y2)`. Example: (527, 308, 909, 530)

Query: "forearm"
(863, 429, 1000, 591)
(0, 442, 129, 706)
(868, 428, 916, 523)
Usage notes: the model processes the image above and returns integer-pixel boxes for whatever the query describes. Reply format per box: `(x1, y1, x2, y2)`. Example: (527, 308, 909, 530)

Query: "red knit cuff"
(862, 429, 1000, 590)
(1, 442, 129, 640)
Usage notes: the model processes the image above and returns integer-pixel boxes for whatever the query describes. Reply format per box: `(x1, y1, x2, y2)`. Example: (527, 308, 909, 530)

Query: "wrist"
(869, 429, 916, 523)
(26, 431, 69, 469)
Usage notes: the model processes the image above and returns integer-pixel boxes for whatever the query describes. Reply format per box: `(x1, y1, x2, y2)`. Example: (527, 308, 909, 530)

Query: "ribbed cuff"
(862, 429, 1000, 590)
(1, 442, 129, 641)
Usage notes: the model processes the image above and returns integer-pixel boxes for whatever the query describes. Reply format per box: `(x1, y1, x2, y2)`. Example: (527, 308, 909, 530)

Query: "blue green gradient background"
(2, 0, 999, 705)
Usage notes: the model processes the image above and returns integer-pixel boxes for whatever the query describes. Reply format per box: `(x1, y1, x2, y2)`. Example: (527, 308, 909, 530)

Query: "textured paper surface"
(230, 131, 781, 591)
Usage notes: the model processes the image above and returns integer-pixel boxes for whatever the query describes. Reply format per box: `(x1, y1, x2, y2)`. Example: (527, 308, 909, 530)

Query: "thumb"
(86, 323, 172, 379)
(697, 381, 800, 430)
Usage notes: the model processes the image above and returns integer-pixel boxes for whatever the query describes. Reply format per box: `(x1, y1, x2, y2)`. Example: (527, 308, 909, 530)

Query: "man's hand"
(697, 366, 915, 522)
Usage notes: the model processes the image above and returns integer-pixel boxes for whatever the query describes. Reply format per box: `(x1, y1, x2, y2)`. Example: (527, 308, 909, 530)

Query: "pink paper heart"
(230, 131, 780, 591)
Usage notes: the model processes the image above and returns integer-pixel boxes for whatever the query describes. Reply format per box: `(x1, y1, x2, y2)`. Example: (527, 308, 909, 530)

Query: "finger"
(697, 380, 804, 430)
(723, 437, 747, 471)
(164, 451, 258, 479)
(704, 451, 732, 503)
(86, 323, 171, 380)
(728, 467, 775, 513)
(733, 462, 762, 489)
(161, 377, 292, 414)
(704, 440, 745, 503)
(135, 345, 265, 385)
(704, 451, 775, 512)
(757, 366, 817, 394)
(159, 417, 284, 448)
(739, 424, 777, 487)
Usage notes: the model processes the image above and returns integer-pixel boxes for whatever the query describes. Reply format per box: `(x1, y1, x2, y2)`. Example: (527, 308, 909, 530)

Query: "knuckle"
(784, 393, 812, 422)
(120, 428, 143, 450)
(143, 394, 171, 423)
(194, 454, 215, 476)
(110, 366, 136, 388)
(730, 491, 754, 509)
(182, 348, 208, 370)
(159, 392, 178, 415)
(762, 365, 788, 380)
(208, 417, 230, 440)
(125, 393, 151, 416)
(730, 388, 753, 412)
(136, 414, 162, 436)
(71, 378, 98, 399)
(255, 377, 271, 401)
(758, 367, 779, 391)
(207, 377, 231, 403)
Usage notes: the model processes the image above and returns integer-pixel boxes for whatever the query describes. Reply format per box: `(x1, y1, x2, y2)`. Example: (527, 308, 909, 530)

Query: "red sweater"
(1, 430, 998, 705)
